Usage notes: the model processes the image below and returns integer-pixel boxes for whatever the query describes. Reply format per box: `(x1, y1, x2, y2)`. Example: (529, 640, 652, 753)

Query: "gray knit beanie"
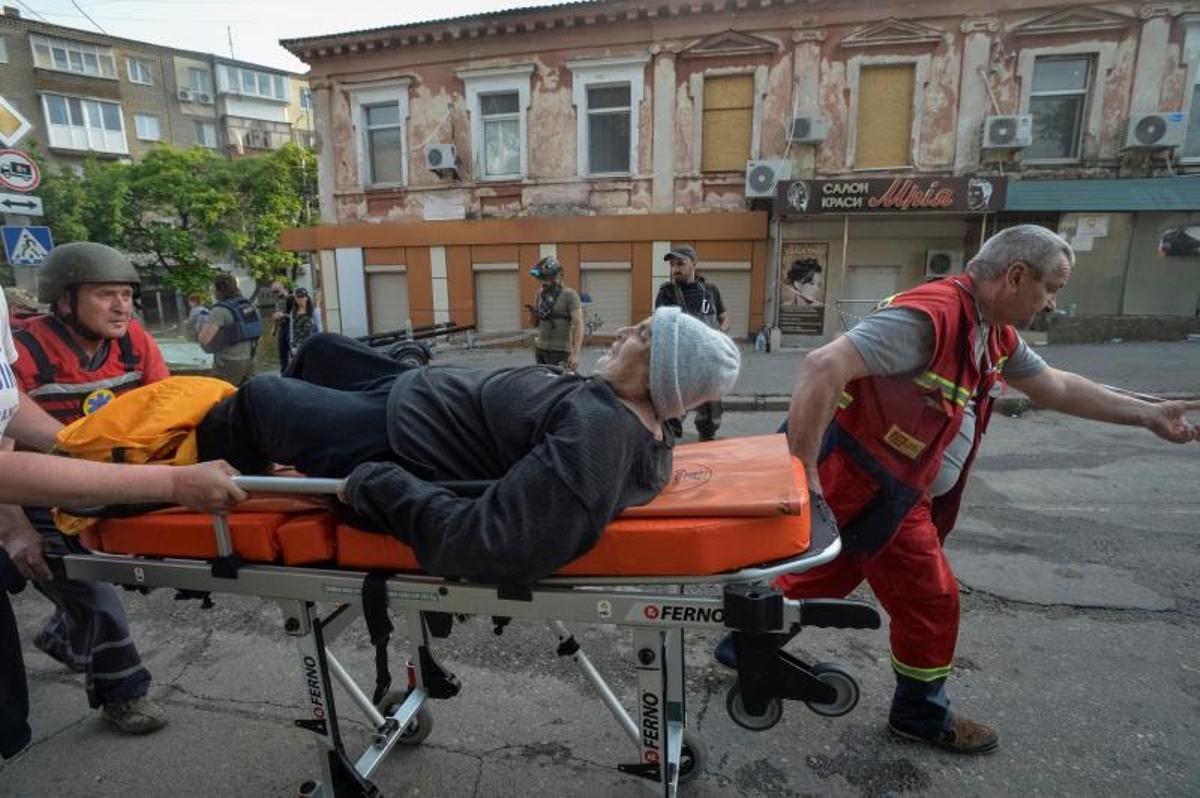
(649, 306, 741, 420)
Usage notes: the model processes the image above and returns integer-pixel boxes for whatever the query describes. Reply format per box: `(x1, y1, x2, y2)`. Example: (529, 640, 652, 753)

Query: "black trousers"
(276, 316, 291, 373)
(0, 560, 29, 759)
(199, 334, 409, 478)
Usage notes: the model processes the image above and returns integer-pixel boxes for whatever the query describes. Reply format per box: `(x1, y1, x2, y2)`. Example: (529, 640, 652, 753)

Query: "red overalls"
(777, 276, 1019, 685)
(11, 315, 169, 423)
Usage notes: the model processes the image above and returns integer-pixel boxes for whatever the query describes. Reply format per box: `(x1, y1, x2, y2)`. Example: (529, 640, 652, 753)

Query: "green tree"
(230, 143, 317, 284)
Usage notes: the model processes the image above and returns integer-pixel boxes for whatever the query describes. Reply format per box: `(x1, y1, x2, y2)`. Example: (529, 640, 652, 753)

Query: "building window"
(855, 63, 915, 169)
(187, 67, 212, 94)
(363, 102, 405, 184)
(461, 66, 533, 182)
(1027, 57, 1090, 161)
(0, 36, 8, 64)
(30, 35, 116, 79)
(134, 113, 160, 141)
(41, 94, 127, 154)
(702, 74, 753, 172)
(194, 120, 217, 148)
(349, 83, 409, 187)
(479, 91, 521, 179)
(220, 65, 287, 101)
(1185, 80, 1200, 160)
(127, 57, 152, 85)
(567, 59, 646, 177)
(299, 88, 313, 111)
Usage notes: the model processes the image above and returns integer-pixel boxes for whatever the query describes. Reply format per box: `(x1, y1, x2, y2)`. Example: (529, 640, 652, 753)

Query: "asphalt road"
(3, 409, 1198, 796)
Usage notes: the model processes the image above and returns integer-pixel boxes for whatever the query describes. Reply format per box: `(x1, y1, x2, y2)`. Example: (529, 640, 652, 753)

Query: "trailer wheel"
(678, 730, 708, 783)
(387, 343, 430, 368)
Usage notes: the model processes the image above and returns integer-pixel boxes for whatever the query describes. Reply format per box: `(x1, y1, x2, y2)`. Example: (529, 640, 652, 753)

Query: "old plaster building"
(282, 0, 1200, 342)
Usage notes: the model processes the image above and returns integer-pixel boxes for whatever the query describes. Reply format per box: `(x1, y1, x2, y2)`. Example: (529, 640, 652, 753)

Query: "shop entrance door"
(842, 266, 901, 329)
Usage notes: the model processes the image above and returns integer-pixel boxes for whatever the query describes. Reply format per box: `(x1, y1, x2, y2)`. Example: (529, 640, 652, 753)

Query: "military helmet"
(529, 256, 562, 280)
(38, 242, 140, 304)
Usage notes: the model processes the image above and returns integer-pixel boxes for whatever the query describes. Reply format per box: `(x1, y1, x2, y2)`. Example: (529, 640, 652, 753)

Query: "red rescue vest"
(819, 275, 1020, 551)
(12, 315, 164, 424)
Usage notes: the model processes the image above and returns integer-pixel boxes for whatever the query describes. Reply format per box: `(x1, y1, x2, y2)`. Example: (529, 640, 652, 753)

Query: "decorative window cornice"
(1010, 6, 1132, 37)
(841, 18, 944, 49)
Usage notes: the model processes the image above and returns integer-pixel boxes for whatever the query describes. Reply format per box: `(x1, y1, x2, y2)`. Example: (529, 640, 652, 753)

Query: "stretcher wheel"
(724, 685, 782, 731)
(678, 730, 708, 783)
(804, 663, 859, 718)
(378, 691, 434, 745)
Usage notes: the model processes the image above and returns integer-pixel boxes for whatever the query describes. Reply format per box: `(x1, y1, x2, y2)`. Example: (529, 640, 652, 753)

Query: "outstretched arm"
(786, 336, 872, 494)
(1009, 367, 1199, 443)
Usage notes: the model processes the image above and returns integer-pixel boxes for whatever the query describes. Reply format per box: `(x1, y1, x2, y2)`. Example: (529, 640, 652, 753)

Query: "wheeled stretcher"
(51, 435, 881, 797)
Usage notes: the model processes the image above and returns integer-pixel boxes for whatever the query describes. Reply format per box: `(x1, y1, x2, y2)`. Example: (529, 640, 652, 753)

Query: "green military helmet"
(38, 242, 141, 304)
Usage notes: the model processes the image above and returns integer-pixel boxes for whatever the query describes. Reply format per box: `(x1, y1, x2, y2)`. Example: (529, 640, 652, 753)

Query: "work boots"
(888, 713, 999, 755)
(101, 697, 169, 735)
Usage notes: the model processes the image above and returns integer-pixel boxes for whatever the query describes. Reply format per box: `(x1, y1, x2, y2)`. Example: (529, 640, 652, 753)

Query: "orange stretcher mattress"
(81, 435, 811, 577)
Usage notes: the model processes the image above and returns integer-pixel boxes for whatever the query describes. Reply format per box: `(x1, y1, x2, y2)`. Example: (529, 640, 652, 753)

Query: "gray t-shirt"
(845, 306, 1046, 496)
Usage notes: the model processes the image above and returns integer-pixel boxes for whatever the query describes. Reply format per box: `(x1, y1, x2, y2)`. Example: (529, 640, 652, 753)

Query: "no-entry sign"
(0, 150, 40, 193)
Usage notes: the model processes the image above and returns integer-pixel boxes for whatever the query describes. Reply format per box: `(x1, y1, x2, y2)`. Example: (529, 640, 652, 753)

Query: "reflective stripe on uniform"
(28, 371, 144, 398)
(838, 390, 854, 409)
(891, 654, 953, 682)
(912, 370, 971, 407)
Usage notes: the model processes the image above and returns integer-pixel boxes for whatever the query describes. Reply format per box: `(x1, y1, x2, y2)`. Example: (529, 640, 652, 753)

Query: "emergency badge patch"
(82, 388, 116, 415)
(882, 424, 927, 459)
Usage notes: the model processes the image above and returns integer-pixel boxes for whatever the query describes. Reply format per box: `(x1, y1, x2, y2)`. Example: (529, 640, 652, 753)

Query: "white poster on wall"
(1076, 215, 1109, 238)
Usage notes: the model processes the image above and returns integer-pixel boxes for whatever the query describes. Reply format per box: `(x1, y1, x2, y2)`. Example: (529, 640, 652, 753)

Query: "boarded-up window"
(855, 64, 915, 169)
(702, 74, 753, 172)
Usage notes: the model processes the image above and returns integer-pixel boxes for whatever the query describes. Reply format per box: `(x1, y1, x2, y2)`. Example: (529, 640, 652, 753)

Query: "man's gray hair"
(966, 224, 1074, 281)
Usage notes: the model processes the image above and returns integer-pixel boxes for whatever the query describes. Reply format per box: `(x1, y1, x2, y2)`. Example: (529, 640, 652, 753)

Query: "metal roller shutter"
(581, 269, 630, 335)
(474, 270, 520, 333)
(367, 272, 410, 334)
(701, 269, 750, 339)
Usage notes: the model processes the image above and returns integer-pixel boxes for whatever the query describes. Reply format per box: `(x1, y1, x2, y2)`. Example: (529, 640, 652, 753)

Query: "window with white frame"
(194, 120, 217, 148)
(461, 66, 532, 181)
(1026, 56, 1091, 161)
(187, 66, 213, 94)
(41, 94, 127, 154)
(127, 57, 152, 85)
(134, 113, 160, 141)
(219, 65, 288, 101)
(349, 83, 409, 187)
(0, 36, 8, 64)
(300, 88, 313, 111)
(568, 59, 646, 177)
(30, 35, 117, 79)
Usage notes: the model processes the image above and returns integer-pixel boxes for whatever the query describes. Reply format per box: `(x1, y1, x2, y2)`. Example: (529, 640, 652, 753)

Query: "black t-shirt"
(654, 278, 725, 319)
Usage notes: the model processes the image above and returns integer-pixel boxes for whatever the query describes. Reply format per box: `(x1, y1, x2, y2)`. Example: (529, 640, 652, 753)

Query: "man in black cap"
(653, 244, 730, 441)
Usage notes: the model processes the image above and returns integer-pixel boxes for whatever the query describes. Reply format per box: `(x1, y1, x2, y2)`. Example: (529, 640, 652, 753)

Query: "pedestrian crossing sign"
(1, 225, 53, 266)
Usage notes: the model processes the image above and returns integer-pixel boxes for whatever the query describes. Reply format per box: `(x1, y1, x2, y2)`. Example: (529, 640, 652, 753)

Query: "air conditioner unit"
(981, 115, 1033, 150)
(1122, 112, 1186, 150)
(424, 143, 458, 172)
(177, 88, 193, 102)
(788, 116, 828, 144)
(925, 249, 963, 280)
(197, 92, 213, 105)
(744, 159, 790, 199)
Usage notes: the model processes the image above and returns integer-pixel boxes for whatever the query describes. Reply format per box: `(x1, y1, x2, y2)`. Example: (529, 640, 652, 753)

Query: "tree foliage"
(39, 144, 317, 294)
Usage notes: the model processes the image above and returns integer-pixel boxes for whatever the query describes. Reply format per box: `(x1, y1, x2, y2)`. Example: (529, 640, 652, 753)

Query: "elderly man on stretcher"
(193, 306, 740, 582)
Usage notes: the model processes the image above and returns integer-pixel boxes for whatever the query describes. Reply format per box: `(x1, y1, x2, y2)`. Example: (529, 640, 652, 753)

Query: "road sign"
(0, 150, 40, 192)
(0, 191, 42, 215)
(0, 97, 32, 148)
(2, 225, 53, 265)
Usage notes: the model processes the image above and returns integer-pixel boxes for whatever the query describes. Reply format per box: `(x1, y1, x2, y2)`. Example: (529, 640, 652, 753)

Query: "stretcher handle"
(231, 475, 492, 498)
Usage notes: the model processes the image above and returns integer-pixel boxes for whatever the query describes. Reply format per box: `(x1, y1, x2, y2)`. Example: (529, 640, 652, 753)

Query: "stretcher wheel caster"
(724, 685, 782, 731)
(803, 664, 859, 718)
(377, 691, 434, 745)
(679, 730, 708, 783)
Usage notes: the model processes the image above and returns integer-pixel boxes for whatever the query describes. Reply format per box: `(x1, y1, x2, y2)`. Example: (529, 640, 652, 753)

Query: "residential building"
(281, 0, 1200, 343)
(0, 7, 314, 172)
